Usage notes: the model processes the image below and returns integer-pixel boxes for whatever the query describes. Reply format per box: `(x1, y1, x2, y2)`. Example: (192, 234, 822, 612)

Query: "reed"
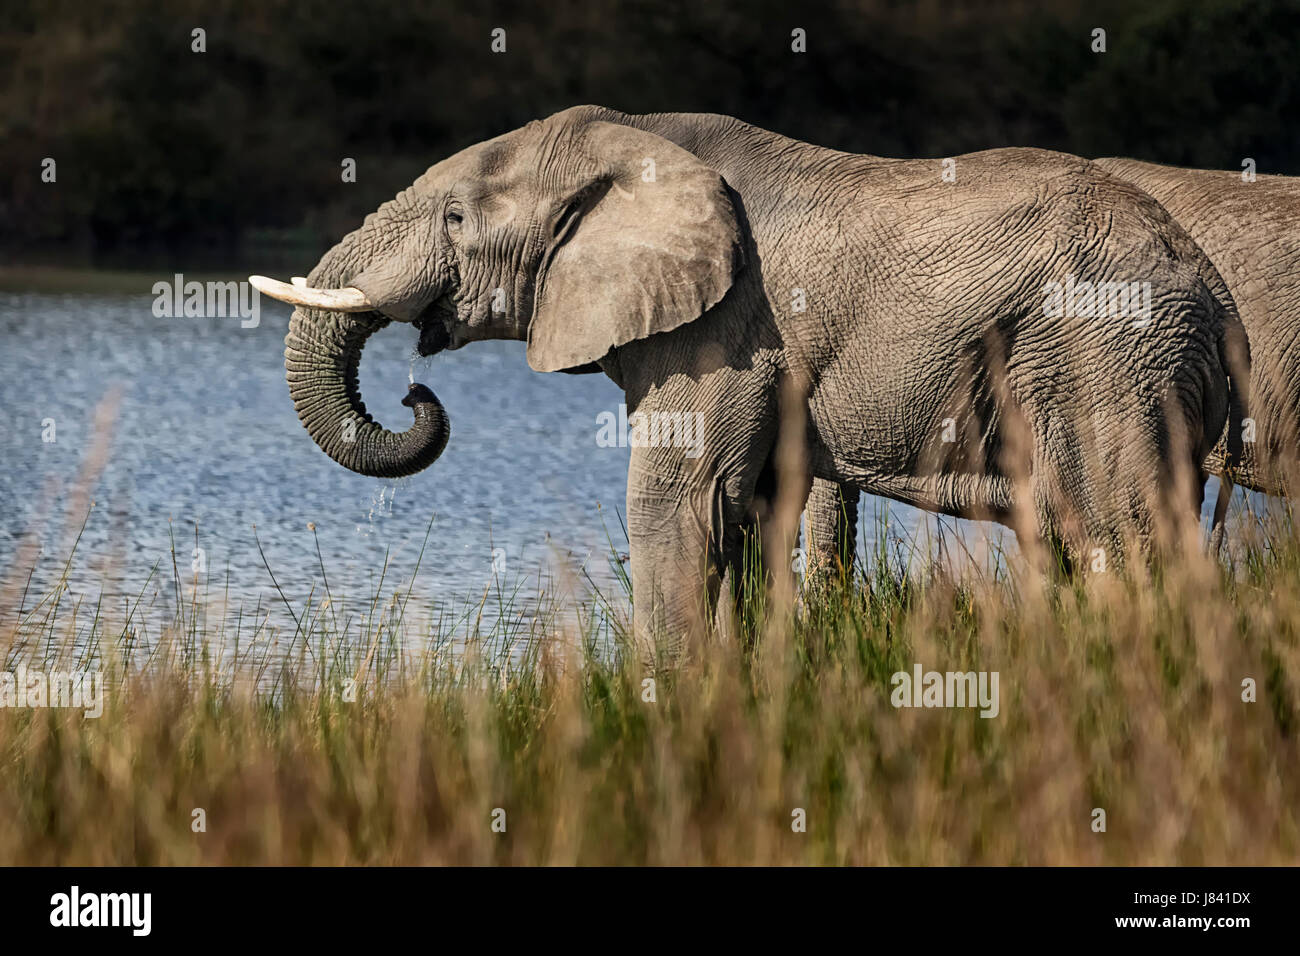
(1, 492, 1295, 865)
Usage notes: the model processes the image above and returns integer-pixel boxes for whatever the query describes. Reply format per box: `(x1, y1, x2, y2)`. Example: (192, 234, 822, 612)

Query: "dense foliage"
(4, 0, 1298, 254)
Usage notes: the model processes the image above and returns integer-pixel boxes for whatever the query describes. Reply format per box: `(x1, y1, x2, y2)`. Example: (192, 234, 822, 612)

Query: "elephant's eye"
(445, 204, 465, 232)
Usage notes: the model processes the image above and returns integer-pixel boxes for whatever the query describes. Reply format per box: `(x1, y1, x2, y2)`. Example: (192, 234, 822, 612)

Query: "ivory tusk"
(248, 275, 375, 312)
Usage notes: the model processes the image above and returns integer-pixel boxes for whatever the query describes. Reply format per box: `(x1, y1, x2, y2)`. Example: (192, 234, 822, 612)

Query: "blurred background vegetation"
(2, 0, 1298, 261)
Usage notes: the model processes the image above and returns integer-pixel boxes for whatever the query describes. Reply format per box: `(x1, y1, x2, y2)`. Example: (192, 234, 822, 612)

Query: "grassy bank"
(1, 503, 1296, 865)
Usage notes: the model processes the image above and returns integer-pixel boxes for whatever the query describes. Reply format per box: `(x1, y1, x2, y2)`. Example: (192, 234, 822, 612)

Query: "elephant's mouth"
(414, 309, 452, 357)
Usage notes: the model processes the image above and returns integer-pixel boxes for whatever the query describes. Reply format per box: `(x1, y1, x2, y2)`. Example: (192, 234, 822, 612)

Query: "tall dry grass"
(1, 485, 1296, 864)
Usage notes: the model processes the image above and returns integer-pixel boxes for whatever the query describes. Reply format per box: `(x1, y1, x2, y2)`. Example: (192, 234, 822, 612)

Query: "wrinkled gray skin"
(1096, 159, 1299, 492)
(808, 156, 1291, 580)
(280, 107, 1246, 662)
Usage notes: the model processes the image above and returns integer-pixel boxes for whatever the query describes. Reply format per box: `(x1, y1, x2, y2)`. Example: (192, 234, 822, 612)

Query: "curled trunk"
(284, 308, 449, 478)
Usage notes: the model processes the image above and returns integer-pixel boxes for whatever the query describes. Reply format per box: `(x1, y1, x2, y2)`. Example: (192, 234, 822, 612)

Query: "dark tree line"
(2, 0, 1297, 255)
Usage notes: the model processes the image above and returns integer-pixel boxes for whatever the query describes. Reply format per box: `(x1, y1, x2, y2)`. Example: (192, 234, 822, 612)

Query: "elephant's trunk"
(284, 307, 450, 478)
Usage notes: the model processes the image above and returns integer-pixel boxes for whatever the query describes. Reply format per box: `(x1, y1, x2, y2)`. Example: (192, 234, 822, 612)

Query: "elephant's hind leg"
(1022, 419, 1111, 572)
(1026, 407, 1197, 570)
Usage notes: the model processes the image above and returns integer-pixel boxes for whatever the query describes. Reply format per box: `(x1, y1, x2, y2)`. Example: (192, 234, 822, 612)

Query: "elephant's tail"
(1211, 304, 1251, 547)
(1216, 317, 1248, 476)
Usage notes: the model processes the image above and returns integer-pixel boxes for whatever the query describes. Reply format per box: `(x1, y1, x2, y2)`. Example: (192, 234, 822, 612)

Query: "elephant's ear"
(526, 121, 744, 373)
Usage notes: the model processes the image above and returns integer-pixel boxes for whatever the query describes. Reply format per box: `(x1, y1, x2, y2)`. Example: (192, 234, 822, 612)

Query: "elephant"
(250, 106, 1247, 662)
(1095, 159, 1299, 493)
(807, 157, 1295, 582)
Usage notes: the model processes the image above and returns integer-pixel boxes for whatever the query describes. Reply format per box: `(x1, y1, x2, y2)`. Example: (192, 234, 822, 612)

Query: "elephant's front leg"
(624, 389, 778, 668)
(716, 460, 804, 643)
(626, 451, 729, 666)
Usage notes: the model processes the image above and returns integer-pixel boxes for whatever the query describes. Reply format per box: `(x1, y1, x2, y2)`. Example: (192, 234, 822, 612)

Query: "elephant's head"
(255, 106, 745, 478)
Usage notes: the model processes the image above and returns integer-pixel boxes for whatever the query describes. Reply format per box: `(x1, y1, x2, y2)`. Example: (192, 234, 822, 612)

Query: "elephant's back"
(1096, 157, 1300, 223)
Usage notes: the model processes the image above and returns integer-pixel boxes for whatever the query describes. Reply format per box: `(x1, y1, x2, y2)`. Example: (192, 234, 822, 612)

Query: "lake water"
(0, 276, 643, 650)
(2, 270, 1235, 656)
